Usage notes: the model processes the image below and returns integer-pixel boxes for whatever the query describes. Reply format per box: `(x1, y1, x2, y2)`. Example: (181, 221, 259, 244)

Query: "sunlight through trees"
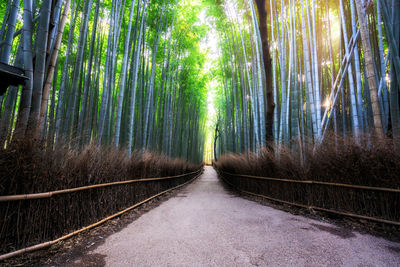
(0, 0, 399, 162)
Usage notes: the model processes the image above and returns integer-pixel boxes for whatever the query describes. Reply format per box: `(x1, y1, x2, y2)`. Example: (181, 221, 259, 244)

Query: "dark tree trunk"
(254, 0, 275, 146)
(214, 121, 219, 161)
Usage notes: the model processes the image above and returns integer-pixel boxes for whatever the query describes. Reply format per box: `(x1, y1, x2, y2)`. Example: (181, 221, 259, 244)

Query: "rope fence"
(216, 169, 400, 226)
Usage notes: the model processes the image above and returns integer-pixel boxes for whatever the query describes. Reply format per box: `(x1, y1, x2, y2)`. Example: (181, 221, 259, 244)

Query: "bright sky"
(199, 8, 221, 119)
(198, 8, 221, 163)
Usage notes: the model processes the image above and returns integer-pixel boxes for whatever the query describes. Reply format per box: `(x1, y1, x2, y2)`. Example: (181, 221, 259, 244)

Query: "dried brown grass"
(0, 139, 200, 195)
(215, 136, 400, 188)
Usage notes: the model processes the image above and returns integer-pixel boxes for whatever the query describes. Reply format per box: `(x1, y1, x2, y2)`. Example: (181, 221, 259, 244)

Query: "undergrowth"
(215, 135, 400, 188)
(0, 138, 201, 195)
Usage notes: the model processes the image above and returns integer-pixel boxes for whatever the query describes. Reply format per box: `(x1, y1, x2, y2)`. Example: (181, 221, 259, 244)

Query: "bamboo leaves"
(0, 0, 208, 163)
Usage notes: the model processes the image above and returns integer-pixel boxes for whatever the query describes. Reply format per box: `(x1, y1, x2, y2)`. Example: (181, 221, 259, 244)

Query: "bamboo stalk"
(0, 169, 201, 202)
(0, 171, 202, 261)
(219, 170, 400, 193)
(219, 172, 400, 226)
(38, 0, 71, 137)
(0, 16, 40, 48)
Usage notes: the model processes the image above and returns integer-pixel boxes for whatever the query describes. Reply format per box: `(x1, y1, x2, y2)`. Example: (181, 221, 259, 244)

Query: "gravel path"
(86, 166, 400, 266)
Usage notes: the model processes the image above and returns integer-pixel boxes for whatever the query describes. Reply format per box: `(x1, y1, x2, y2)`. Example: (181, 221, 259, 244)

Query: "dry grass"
(215, 136, 400, 188)
(0, 139, 202, 254)
(0, 139, 200, 195)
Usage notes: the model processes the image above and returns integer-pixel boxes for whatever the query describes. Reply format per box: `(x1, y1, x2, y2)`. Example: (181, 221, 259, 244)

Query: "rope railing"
(216, 169, 400, 226)
(0, 169, 203, 261)
(219, 170, 400, 193)
(0, 169, 202, 202)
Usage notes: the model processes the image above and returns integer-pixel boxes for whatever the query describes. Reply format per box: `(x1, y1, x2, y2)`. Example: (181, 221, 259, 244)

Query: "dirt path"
(78, 166, 399, 266)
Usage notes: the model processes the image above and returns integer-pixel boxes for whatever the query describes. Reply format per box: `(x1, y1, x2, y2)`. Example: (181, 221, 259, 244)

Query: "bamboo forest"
(0, 0, 400, 264)
(0, 0, 400, 159)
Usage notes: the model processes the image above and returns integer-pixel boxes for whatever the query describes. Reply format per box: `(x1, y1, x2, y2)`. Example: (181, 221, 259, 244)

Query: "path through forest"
(77, 167, 399, 266)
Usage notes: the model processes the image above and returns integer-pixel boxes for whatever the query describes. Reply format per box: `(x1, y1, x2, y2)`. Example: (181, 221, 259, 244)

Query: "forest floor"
(4, 166, 400, 266)
(50, 167, 400, 266)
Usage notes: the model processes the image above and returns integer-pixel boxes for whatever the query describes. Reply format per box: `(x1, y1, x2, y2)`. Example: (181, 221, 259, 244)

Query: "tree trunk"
(354, 0, 384, 138)
(114, 0, 136, 148)
(38, 0, 71, 138)
(28, 0, 52, 135)
(15, 0, 34, 138)
(254, 0, 275, 146)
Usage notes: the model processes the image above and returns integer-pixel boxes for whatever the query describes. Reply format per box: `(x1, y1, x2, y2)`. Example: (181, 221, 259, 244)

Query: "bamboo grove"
(0, 0, 208, 163)
(1, 0, 400, 162)
(211, 0, 400, 157)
